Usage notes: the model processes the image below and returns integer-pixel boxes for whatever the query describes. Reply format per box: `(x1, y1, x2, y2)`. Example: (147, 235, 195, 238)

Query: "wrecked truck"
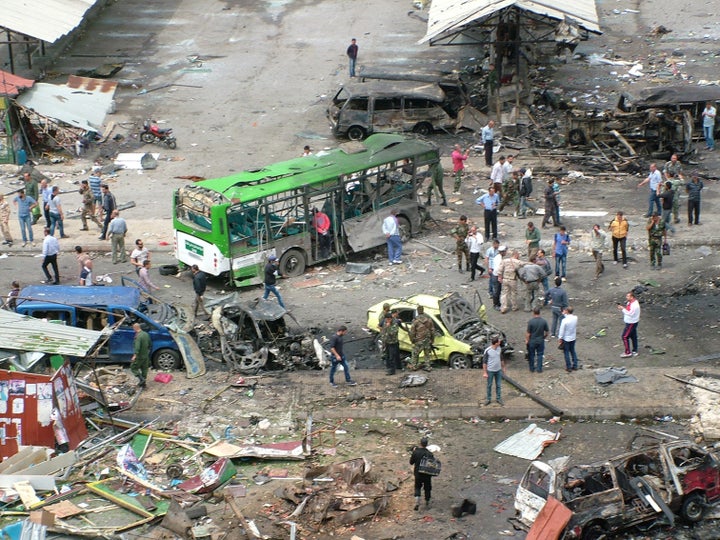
(193, 293, 327, 374)
(514, 440, 720, 539)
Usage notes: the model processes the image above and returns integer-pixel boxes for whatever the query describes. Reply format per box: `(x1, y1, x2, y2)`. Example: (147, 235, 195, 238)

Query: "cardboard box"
(29, 510, 55, 527)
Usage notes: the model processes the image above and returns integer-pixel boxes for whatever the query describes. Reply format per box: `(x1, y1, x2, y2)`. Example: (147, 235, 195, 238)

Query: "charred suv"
(193, 294, 327, 374)
(514, 440, 720, 539)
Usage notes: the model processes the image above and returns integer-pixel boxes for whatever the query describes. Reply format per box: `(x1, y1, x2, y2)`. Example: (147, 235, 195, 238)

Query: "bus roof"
(187, 133, 439, 203)
(18, 285, 141, 309)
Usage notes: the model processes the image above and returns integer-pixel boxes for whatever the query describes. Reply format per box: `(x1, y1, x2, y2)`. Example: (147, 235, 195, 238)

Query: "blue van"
(16, 284, 198, 371)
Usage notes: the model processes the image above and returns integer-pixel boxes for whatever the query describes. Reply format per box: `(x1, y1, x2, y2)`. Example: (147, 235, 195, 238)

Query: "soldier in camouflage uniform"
(79, 180, 102, 231)
(380, 312, 402, 375)
(497, 171, 519, 214)
(663, 154, 683, 224)
(497, 250, 527, 313)
(452, 215, 470, 273)
(409, 306, 436, 371)
(646, 213, 667, 269)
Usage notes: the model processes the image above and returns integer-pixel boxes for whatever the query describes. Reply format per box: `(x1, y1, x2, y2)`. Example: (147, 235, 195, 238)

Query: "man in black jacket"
(191, 264, 209, 318)
(409, 437, 434, 510)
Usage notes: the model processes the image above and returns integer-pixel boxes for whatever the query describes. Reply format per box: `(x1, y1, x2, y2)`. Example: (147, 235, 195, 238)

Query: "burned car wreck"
(193, 293, 328, 373)
(514, 440, 720, 539)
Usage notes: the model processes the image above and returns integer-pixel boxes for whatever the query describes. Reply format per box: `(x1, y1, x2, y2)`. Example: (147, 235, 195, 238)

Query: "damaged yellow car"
(366, 292, 512, 369)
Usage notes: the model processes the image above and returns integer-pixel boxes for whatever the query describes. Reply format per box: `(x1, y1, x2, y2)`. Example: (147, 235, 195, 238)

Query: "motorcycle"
(140, 120, 177, 149)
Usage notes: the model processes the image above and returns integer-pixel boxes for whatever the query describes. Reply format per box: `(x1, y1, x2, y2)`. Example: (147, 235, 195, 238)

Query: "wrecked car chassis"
(192, 296, 326, 374)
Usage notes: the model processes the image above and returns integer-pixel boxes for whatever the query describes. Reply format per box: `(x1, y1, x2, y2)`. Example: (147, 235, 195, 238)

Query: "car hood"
(438, 293, 483, 334)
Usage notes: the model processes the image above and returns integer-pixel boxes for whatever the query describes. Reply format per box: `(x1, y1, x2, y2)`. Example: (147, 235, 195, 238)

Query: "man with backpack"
(409, 437, 435, 510)
(518, 168, 535, 218)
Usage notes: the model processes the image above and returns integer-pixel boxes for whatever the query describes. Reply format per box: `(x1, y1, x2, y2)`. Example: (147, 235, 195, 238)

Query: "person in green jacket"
(131, 323, 151, 387)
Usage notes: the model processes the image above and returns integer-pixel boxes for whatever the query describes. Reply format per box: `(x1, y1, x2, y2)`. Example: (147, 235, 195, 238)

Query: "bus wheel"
(347, 126, 366, 141)
(152, 348, 181, 371)
(280, 248, 306, 277)
(413, 122, 433, 136)
(397, 216, 411, 242)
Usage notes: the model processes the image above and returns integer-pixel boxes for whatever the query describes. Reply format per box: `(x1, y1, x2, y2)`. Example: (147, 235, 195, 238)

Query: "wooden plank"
(526, 496, 573, 540)
(13, 450, 76, 476)
(0, 475, 55, 490)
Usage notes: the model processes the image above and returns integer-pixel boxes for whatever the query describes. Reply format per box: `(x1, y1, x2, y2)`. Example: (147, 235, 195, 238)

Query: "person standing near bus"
(312, 207, 332, 258)
(382, 209, 403, 265)
(263, 255, 286, 309)
(131, 323, 151, 388)
(451, 144, 470, 194)
(191, 264, 209, 318)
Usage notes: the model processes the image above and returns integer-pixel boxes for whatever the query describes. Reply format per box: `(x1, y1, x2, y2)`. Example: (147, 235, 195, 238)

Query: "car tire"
(413, 122, 433, 136)
(152, 348, 181, 371)
(449, 353, 471, 369)
(279, 248, 306, 278)
(347, 126, 366, 141)
(568, 128, 587, 146)
(681, 492, 706, 523)
(159, 264, 179, 276)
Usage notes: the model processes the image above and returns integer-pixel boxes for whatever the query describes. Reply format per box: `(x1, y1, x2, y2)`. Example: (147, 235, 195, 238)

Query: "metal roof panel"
(1, 0, 98, 43)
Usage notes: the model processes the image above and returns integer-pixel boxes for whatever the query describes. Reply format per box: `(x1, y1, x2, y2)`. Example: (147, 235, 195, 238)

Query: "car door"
(371, 97, 403, 133)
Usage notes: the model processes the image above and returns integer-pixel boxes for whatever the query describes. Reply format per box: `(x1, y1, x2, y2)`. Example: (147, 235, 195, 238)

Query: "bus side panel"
(343, 200, 422, 253)
(175, 231, 231, 277)
(230, 251, 270, 287)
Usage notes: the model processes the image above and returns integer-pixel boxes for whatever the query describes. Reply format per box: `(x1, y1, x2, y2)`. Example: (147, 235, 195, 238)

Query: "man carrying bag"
(410, 437, 440, 510)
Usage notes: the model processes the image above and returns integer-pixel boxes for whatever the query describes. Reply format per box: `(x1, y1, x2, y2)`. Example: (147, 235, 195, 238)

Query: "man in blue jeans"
(328, 326, 357, 388)
(552, 226, 571, 281)
(263, 255, 286, 308)
(525, 308, 549, 373)
(12, 189, 37, 247)
(483, 337, 505, 406)
(637, 163, 662, 217)
(558, 306, 579, 372)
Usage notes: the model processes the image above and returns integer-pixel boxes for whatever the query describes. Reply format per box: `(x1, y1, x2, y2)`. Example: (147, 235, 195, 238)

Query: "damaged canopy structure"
(420, 0, 601, 46)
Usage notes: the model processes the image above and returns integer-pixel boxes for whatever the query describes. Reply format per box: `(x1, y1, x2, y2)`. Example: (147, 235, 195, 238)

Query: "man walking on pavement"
(481, 120, 495, 166)
(547, 276, 568, 337)
(608, 211, 629, 268)
(490, 155, 505, 195)
(658, 181, 676, 234)
(646, 213, 667, 269)
(98, 184, 117, 240)
(382, 209, 403, 265)
(451, 144, 470, 193)
(409, 306, 435, 371)
(486, 240, 502, 310)
(263, 255, 286, 308)
(558, 306, 579, 372)
(476, 186, 499, 241)
(346, 38, 358, 77)
(541, 178, 559, 228)
(22, 172, 40, 224)
(663, 153, 683, 223)
(425, 162, 447, 206)
(79, 180, 102, 231)
(191, 264, 209, 318)
(466, 226, 485, 281)
(452, 215, 470, 274)
(637, 163, 662, 217)
(483, 336, 505, 406)
(517, 168, 535, 218)
(410, 437, 434, 510)
(329, 325, 357, 388)
(40, 227, 60, 285)
(107, 210, 128, 264)
(131, 323, 151, 388)
(617, 291, 640, 358)
(686, 175, 704, 226)
(47, 186, 69, 239)
(13, 189, 37, 247)
(525, 221, 541, 261)
(590, 224, 607, 279)
(525, 307, 549, 373)
(702, 101, 716, 151)
(518, 258, 545, 312)
(552, 226, 571, 281)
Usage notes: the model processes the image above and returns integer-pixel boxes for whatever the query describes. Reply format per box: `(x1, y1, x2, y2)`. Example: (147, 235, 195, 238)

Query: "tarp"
(1, 0, 99, 44)
(420, 0, 601, 44)
(16, 76, 117, 132)
(494, 423, 559, 460)
(0, 71, 34, 97)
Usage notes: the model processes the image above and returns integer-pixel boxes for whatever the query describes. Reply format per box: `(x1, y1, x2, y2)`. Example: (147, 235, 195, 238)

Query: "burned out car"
(366, 292, 513, 369)
(193, 294, 327, 374)
(514, 440, 720, 539)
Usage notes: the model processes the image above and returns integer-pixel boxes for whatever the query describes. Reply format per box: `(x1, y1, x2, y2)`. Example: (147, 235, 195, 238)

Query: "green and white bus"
(172, 133, 440, 287)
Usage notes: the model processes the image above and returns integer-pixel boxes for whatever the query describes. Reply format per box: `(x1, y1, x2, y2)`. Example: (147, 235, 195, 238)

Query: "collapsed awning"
(420, 0, 601, 44)
(0, 310, 106, 357)
(1, 0, 99, 44)
(0, 71, 34, 97)
(15, 75, 117, 132)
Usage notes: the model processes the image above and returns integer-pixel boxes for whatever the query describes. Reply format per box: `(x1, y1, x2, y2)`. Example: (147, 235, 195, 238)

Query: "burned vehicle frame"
(514, 440, 720, 539)
(193, 294, 327, 374)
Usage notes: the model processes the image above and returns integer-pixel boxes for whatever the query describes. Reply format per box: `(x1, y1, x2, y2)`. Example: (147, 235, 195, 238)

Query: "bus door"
(307, 189, 341, 262)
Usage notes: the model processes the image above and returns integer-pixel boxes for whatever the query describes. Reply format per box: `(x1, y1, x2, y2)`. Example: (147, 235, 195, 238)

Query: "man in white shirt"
(41, 227, 60, 284)
(465, 226, 485, 282)
(617, 291, 640, 358)
(382, 209, 402, 265)
(490, 156, 505, 194)
(558, 306, 579, 372)
(130, 239, 149, 274)
(481, 120, 495, 166)
(702, 101, 716, 150)
(637, 163, 662, 217)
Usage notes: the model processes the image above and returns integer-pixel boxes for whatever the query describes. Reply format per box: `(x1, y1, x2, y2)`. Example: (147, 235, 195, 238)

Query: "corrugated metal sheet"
(420, 0, 601, 44)
(0, 310, 106, 357)
(0, 70, 34, 97)
(2, 0, 98, 43)
(16, 76, 117, 131)
(493, 423, 559, 460)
